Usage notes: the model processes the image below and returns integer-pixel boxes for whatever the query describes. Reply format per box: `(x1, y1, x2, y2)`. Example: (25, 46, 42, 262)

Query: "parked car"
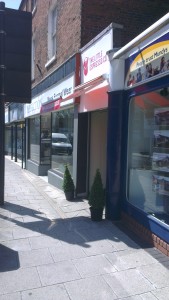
(52, 133, 72, 155)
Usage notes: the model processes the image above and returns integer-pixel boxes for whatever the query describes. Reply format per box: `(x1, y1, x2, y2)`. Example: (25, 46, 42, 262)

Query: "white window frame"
(31, 37, 35, 80)
(46, 4, 57, 66)
(31, 0, 37, 14)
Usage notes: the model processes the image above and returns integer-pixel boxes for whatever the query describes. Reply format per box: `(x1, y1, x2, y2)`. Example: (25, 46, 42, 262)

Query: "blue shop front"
(106, 13, 169, 248)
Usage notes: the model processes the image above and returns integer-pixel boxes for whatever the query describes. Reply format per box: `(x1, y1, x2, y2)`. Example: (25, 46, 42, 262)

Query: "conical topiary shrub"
(62, 165, 75, 201)
(89, 169, 105, 221)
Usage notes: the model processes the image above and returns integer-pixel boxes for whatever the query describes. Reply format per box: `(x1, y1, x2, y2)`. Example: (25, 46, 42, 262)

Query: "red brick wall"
(31, 0, 81, 87)
(28, 0, 169, 87)
(81, 0, 169, 47)
(122, 212, 169, 256)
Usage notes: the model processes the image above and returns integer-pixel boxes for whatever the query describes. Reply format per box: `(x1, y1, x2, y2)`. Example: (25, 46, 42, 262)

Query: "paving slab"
(21, 284, 69, 300)
(105, 248, 158, 271)
(103, 269, 155, 298)
(152, 287, 169, 299)
(65, 276, 117, 300)
(0, 292, 21, 300)
(72, 254, 116, 277)
(19, 248, 54, 268)
(37, 260, 81, 285)
(49, 243, 86, 262)
(139, 263, 169, 288)
(0, 267, 41, 295)
(1, 157, 169, 299)
(29, 234, 62, 249)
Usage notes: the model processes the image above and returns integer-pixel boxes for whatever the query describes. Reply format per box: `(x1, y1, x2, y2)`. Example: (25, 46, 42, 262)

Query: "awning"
(40, 98, 61, 113)
(61, 74, 107, 102)
(40, 74, 108, 112)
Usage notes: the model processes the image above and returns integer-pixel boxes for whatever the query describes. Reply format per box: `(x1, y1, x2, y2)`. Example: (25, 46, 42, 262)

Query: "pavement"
(0, 157, 169, 300)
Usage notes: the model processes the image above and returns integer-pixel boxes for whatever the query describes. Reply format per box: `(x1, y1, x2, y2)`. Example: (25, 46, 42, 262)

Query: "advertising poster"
(153, 152, 169, 172)
(125, 31, 169, 88)
(153, 130, 169, 149)
(152, 174, 169, 196)
(154, 107, 169, 126)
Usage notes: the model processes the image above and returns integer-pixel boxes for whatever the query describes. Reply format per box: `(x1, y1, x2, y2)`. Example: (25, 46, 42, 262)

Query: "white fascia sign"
(81, 28, 113, 84)
(24, 95, 41, 118)
(41, 75, 74, 106)
(24, 74, 74, 118)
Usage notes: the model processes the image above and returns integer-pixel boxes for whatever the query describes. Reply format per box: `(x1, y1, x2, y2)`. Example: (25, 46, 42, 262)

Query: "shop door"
(89, 110, 107, 189)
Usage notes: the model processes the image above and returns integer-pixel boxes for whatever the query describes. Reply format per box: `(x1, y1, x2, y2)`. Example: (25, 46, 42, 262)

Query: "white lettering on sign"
(47, 87, 72, 102)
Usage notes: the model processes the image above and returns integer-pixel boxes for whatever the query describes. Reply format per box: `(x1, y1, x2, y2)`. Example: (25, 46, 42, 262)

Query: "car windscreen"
(52, 137, 68, 143)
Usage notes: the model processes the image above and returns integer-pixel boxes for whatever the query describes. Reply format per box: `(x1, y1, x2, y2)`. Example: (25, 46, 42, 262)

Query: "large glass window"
(5, 126, 11, 155)
(17, 124, 23, 159)
(29, 116, 40, 163)
(128, 87, 169, 224)
(40, 114, 51, 165)
(51, 108, 74, 175)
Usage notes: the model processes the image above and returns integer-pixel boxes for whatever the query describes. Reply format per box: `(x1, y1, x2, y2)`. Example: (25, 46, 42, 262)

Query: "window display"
(29, 116, 40, 163)
(51, 108, 74, 175)
(128, 87, 169, 224)
(40, 114, 51, 165)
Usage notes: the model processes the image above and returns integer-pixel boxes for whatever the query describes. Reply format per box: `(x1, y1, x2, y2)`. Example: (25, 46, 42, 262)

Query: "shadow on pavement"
(0, 244, 19, 272)
(0, 201, 142, 250)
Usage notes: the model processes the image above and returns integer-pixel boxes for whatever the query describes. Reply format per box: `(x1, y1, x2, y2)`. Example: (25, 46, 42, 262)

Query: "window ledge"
(45, 55, 56, 68)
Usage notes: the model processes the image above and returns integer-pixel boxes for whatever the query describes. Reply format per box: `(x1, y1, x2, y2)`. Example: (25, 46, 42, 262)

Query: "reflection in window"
(51, 108, 74, 175)
(40, 114, 51, 165)
(17, 124, 23, 159)
(29, 116, 40, 163)
(128, 87, 169, 225)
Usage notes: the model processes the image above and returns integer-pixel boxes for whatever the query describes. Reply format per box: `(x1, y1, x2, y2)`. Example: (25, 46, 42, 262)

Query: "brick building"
(4, 0, 169, 256)
(19, 0, 169, 87)
(6, 0, 169, 192)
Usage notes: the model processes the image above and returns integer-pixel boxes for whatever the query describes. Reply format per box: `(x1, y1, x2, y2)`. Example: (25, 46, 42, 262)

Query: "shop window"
(40, 114, 51, 165)
(29, 116, 40, 163)
(127, 87, 169, 225)
(51, 108, 74, 175)
(5, 126, 11, 155)
(17, 124, 23, 159)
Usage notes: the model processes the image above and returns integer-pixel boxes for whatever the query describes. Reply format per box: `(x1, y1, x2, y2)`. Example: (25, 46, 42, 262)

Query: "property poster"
(125, 31, 169, 88)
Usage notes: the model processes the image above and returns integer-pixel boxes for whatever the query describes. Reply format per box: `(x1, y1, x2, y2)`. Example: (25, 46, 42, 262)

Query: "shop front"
(76, 24, 114, 196)
(107, 13, 169, 250)
(24, 74, 77, 189)
(5, 103, 26, 168)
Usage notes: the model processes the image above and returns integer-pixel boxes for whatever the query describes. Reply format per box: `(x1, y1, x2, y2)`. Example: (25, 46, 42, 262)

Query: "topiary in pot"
(89, 169, 105, 221)
(62, 165, 75, 201)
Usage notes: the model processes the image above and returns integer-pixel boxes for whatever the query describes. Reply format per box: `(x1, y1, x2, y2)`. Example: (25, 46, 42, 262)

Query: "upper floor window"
(47, 5, 57, 63)
(31, 38, 35, 80)
(31, 0, 36, 11)
(31, 0, 37, 14)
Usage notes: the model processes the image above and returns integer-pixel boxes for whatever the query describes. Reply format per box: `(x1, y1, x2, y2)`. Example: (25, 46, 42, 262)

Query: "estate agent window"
(128, 87, 169, 225)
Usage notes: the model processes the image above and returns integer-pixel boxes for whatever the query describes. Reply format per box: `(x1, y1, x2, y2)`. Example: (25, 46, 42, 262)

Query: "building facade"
(5, 0, 169, 197)
(107, 13, 169, 255)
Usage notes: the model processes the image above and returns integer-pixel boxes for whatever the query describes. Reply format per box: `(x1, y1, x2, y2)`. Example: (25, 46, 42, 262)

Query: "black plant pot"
(90, 207, 104, 221)
(65, 191, 74, 201)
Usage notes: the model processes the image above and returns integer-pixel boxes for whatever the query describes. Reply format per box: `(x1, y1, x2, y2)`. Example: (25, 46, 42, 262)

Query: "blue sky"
(3, 0, 21, 9)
